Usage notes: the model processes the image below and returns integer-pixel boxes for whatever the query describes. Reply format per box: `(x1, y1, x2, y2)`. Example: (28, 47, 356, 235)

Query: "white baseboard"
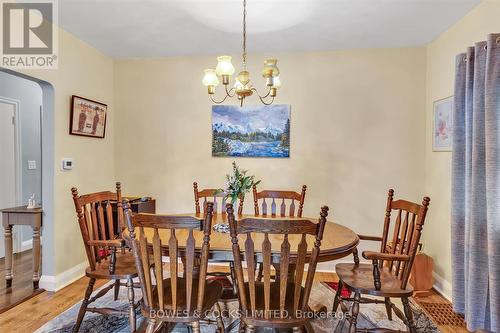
(432, 271, 452, 301)
(39, 261, 87, 292)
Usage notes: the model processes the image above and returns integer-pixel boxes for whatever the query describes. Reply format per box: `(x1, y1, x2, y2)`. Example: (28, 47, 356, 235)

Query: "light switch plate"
(28, 160, 37, 170)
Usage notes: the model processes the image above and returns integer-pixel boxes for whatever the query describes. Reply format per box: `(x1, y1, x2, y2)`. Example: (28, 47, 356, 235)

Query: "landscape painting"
(212, 104, 290, 157)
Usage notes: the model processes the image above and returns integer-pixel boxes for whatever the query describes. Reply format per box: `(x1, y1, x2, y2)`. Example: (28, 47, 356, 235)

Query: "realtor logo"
(1, 0, 58, 69)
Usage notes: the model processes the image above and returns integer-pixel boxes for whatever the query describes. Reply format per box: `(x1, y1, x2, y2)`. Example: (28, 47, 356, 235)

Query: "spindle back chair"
(194, 182, 244, 215)
(333, 189, 430, 333)
(71, 183, 139, 332)
(252, 185, 306, 217)
(124, 201, 224, 333)
(227, 203, 328, 332)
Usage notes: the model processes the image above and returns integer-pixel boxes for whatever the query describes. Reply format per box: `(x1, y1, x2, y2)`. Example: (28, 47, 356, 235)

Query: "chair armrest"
(358, 234, 383, 242)
(87, 239, 124, 247)
(362, 251, 410, 261)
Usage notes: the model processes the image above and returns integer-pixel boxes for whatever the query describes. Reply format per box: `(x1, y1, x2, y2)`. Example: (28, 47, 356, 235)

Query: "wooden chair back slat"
(279, 234, 290, 316)
(71, 183, 123, 271)
(377, 189, 431, 289)
(245, 233, 257, 312)
(153, 229, 164, 310)
(253, 185, 307, 218)
(262, 234, 272, 318)
(185, 229, 195, 313)
(124, 202, 214, 318)
(227, 203, 328, 323)
(97, 203, 107, 240)
(394, 211, 410, 276)
(293, 234, 308, 312)
(388, 209, 402, 271)
(193, 182, 244, 215)
(271, 198, 276, 217)
(169, 230, 178, 312)
(106, 201, 115, 238)
(139, 227, 153, 306)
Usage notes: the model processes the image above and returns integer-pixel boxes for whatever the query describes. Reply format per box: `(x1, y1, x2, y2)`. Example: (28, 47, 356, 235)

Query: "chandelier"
(202, 0, 281, 106)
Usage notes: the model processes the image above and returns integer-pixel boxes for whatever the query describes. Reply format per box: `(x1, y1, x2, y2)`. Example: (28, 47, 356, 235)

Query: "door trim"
(0, 96, 23, 252)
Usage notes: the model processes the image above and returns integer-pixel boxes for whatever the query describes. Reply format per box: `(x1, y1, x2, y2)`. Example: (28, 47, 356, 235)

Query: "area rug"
(35, 280, 440, 332)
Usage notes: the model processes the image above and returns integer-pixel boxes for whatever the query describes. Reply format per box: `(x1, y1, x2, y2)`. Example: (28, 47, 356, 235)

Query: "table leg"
(4, 226, 13, 288)
(32, 226, 41, 289)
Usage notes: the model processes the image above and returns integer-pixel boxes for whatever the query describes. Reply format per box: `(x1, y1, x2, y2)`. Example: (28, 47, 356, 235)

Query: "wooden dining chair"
(193, 182, 244, 215)
(71, 183, 140, 333)
(124, 200, 225, 333)
(252, 184, 307, 217)
(193, 181, 242, 298)
(332, 189, 430, 333)
(252, 184, 307, 281)
(227, 202, 328, 332)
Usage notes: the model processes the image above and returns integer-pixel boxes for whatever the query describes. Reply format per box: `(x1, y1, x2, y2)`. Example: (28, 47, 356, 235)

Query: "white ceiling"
(58, 0, 481, 59)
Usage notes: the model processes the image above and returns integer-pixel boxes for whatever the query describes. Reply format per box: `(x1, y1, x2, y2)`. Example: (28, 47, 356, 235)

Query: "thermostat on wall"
(61, 158, 74, 170)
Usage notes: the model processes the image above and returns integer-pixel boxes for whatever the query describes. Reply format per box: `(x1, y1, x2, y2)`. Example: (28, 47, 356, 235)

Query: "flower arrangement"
(218, 162, 261, 205)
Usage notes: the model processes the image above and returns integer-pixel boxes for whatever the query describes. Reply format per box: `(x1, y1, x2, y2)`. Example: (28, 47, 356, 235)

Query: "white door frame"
(0, 96, 23, 252)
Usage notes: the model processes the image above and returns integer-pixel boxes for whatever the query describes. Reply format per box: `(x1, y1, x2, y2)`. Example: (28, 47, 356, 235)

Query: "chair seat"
(86, 252, 138, 280)
(335, 263, 413, 297)
(147, 278, 223, 315)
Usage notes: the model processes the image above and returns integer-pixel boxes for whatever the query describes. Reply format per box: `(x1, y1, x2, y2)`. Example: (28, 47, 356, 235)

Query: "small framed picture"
(433, 96, 453, 152)
(70, 95, 107, 138)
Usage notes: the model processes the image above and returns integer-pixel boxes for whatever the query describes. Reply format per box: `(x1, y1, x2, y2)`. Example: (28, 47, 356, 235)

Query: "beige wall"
(423, 0, 500, 295)
(114, 47, 427, 270)
(15, 28, 116, 276)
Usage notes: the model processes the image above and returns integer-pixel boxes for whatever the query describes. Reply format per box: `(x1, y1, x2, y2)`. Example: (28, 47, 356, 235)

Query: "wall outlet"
(28, 160, 37, 170)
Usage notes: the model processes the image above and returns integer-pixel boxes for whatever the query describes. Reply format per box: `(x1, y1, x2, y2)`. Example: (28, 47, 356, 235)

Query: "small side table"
(1, 206, 43, 289)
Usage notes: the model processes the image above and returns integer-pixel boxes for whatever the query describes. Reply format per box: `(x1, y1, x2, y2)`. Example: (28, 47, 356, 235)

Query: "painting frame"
(212, 104, 291, 158)
(69, 95, 107, 139)
(433, 96, 453, 152)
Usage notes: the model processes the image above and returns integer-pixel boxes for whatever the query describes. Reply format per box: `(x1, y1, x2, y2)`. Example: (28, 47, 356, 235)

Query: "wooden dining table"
(125, 213, 359, 264)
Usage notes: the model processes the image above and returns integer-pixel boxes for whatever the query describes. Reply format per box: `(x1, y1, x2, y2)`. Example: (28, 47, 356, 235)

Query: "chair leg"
(73, 278, 96, 333)
(145, 319, 156, 333)
(114, 279, 121, 301)
(348, 292, 360, 333)
(332, 280, 344, 312)
(191, 321, 201, 333)
(127, 278, 136, 332)
(215, 302, 225, 333)
(229, 261, 238, 296)
(402, 297, 417, 333)
(384, 297, 393, 321)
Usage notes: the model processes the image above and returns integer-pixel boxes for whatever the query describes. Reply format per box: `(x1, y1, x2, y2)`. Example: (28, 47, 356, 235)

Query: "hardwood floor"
(0, 264, 469, 332)
(0, 249, 44, 314)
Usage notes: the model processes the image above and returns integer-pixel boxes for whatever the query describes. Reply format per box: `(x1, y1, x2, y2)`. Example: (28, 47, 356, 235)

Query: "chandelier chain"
(242, 0, 247, 69)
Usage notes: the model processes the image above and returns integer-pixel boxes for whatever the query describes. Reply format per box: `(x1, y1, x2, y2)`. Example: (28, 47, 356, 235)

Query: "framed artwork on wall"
(212, 104, 290, 158)
(69, 95, 107, 138)
(433, 96, 453, 152)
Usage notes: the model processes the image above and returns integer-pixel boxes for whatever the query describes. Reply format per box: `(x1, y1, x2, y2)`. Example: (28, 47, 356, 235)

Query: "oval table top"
(128, 213, 359, 263)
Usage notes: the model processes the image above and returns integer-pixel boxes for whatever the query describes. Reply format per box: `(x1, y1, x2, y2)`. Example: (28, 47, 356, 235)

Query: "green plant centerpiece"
(218, 162, 260, 206)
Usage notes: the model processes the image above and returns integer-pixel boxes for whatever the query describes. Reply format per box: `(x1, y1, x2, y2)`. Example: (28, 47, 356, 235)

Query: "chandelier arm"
(225, 85, 236, 97)
(251, 87, 271, 99)
(209, 93, 230, 104)
(258, 95, 275, 106)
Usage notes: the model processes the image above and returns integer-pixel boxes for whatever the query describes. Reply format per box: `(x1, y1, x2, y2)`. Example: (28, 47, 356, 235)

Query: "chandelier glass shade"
(202, 0, 281, 106)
